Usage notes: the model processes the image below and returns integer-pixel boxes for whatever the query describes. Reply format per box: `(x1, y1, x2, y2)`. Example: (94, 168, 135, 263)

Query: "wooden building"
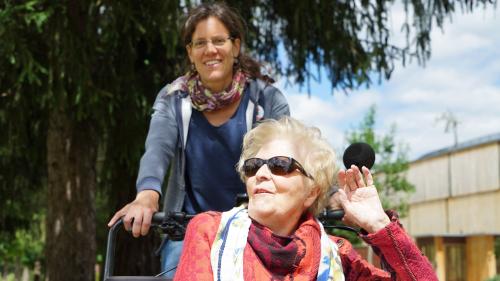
(402, 133, 500, 281)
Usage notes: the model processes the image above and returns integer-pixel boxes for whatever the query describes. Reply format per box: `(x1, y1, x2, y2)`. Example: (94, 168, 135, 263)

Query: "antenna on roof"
(436, 110, 460, 147)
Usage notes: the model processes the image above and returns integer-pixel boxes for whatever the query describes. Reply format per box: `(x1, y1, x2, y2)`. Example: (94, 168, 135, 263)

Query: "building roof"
(415, 132, 500, 162)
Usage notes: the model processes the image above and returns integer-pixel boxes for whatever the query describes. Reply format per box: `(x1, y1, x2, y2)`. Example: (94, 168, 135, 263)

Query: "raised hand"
(334, 165, 390, 233)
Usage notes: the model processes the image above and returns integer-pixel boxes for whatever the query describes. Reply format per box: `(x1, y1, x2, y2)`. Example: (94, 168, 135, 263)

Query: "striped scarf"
(169, 69, 247, 111)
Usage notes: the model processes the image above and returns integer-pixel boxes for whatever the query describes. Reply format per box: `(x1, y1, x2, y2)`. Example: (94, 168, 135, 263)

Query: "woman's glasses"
(243, 156, 314, 179)
(189, 36, 233, 50)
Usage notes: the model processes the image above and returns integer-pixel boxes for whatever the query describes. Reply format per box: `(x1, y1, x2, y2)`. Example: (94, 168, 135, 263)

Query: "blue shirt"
(183, 92, 250, 214)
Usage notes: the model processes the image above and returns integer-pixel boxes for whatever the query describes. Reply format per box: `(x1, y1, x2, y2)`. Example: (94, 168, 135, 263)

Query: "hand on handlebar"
(332, 165, 390, 233)
(107, 190, 160, 237)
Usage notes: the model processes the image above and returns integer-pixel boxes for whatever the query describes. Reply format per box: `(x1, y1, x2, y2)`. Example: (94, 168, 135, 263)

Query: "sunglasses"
(243, 156, 314, 179)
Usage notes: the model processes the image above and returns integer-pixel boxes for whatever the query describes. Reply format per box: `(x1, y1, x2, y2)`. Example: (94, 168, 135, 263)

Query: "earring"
(190, 63, 196, 72)
(233, 57, 239, 66)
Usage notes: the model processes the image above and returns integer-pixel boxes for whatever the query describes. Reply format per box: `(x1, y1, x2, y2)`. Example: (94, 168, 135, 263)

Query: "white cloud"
(275, 84, 382, 154)
(286, 95, 345, 151)
(279, 7, 500, 161)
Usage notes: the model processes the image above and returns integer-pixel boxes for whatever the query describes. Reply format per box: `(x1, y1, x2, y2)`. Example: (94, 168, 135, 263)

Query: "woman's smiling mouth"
(204, 60, 221, 66)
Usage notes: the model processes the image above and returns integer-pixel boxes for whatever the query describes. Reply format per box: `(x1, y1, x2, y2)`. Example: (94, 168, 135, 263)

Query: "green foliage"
(332, 105, 414, 245)
(345, 105, 414, 215)
(0, 1, 49, 228)
(1, 2, 187, 278)
(0, 213, 45, 267)
(485, 276, 500, 281)
(230, 0, 495, 90)
(0, 0, 186, 226)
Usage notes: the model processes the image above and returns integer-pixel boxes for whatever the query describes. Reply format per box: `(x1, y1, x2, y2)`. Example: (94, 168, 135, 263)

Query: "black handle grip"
(152, 212, 195, 224)
(318, 209, 345, 222)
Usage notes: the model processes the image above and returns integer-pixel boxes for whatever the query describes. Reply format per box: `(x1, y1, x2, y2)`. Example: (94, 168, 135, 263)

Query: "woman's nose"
(204, 41, 218, 53)
(255, 164, 272, 180)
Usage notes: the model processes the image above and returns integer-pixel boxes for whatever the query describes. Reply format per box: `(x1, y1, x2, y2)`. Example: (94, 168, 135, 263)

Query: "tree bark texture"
(46, 106, 97, 281)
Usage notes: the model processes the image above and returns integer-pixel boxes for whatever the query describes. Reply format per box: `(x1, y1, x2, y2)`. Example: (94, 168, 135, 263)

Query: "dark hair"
(181, 2, 273, 82)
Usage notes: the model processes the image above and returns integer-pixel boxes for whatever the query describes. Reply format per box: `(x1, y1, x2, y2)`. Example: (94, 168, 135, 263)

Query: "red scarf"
(247, 213, 320, 280)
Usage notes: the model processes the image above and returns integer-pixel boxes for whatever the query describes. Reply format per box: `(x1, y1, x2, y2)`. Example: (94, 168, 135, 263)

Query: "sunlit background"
(278, 6, 500, 160)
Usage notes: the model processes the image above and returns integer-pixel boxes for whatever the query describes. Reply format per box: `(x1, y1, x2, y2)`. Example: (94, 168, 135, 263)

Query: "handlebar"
(103, 212, 195, 280)
(152, 211, 195, 224)
(317, 209, 345, 222)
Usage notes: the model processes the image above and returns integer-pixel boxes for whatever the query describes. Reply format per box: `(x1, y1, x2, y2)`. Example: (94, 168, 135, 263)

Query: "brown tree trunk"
(46, 106, 96, 281)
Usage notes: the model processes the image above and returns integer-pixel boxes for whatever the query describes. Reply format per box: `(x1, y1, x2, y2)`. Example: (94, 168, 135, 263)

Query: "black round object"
(342, 142, 375, 170)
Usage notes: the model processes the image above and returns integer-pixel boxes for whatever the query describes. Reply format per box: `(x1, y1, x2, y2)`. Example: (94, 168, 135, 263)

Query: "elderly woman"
(174, 117, 437, 280)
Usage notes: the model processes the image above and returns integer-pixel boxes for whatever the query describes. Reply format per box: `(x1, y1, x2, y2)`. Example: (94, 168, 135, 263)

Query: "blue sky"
(275, 6, 500, 160)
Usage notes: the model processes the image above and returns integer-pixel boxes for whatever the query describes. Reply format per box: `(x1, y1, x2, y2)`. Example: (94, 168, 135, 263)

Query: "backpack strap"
(245, 100, 255, 132)
(245, 79, 269, 131)
(180, 95, 192, 148)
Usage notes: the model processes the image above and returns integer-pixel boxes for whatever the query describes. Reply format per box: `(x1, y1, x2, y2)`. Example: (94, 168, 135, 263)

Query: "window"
(417, 237, 436, 269)
(444, 237, 466, 281)
(495, 236, 500, 274)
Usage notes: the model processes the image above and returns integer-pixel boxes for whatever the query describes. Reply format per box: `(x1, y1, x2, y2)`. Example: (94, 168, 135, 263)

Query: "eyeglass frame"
(187, 36, 234, 50)
(242, 156, 315, 180)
